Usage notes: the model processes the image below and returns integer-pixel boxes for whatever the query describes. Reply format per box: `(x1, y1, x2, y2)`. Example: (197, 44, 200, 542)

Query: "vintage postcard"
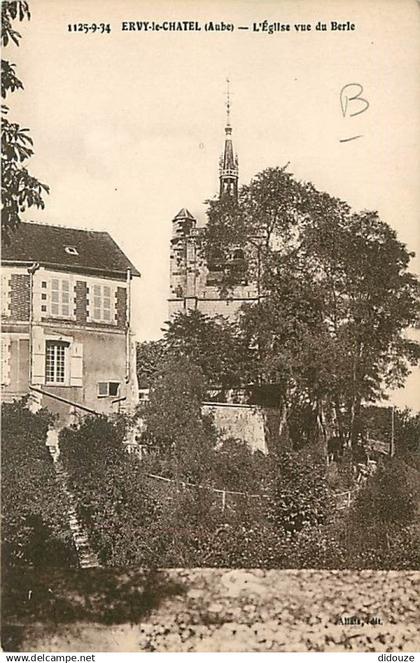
(1, 0, 419, 654)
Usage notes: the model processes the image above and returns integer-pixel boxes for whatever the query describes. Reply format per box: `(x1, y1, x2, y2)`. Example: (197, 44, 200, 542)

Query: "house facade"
(1, 222, 140, 424)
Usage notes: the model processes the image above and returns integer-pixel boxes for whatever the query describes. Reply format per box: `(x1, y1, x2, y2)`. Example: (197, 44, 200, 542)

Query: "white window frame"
(45, 340, 70, 386)
(97, 381, 120, 398)
(47, 276, 75, 320)
(88, 280, 116, 324)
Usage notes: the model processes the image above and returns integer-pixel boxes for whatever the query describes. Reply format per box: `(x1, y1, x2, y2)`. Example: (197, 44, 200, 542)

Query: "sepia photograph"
(1, 0, 419, 654)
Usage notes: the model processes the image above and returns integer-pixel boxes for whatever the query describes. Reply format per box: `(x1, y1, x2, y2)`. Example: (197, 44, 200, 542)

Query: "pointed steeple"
(219, 78, 239, 199)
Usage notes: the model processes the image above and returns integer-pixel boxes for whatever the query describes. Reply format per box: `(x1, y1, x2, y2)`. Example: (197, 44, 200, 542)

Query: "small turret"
(171, 207, 196, 238)
(169, 208, 198, 314)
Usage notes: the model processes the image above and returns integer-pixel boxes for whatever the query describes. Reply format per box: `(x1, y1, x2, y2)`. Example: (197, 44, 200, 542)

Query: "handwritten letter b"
(340, 83, 369, 118)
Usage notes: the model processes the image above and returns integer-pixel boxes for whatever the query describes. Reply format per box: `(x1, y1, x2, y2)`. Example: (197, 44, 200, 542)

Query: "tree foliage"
(136, 339, 167, 389)
(342, 456, 420, 569)
(267, 448, 332, 534)
(137, 310, 254, 390)
(54, 404, 419, 570)
(202, 167, 420, 444)
(138, 357, 218, 483)
(1, 400, 77, 567)
(162, 310, 254, 388)
(394, 408, 420, 462)
(59, 416, 158, 567)
(1, 1, 49, 242)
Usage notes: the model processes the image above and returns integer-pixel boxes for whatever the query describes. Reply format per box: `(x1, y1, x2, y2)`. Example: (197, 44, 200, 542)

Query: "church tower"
(168, 207, 198, 315)
(219, 78, 239, 200)
(169, 81, 259, 320)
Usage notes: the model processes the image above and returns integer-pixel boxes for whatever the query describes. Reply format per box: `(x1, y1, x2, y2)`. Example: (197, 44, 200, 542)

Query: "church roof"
(222, 136, 237, 171)
(2, 221, 140, 278)
(173, 208, 195, 221)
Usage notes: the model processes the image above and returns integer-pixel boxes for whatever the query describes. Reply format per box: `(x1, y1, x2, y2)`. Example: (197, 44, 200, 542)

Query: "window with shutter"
(1, 335, 10, 386)
(1, 274, 10, 317)
(70, 342, 83, 387)
(49, 278, 73, 318)
(90, 283, 114, 323)
(32, 328, 46, 385)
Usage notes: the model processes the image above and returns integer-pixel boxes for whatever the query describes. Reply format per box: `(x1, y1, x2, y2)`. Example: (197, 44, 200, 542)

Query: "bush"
(57, 404, 419, 570)
(208, 438, 270, 493)
(1, 399, 77, 567)
(138, 357, 219, 484)
(59, 415, 158, 566)
(340, 457, 420, 569)
(267, 447, 332, 534)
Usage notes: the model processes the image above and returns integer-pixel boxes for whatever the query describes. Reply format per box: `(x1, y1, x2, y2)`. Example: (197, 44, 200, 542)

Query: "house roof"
(1, 222, 140, 278)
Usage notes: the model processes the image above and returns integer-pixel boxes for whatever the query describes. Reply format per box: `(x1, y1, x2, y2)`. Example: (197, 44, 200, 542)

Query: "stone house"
(1, 221, 140, 424)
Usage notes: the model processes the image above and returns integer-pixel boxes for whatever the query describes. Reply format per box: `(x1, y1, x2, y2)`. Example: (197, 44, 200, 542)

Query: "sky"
(7, 0, 420, 409)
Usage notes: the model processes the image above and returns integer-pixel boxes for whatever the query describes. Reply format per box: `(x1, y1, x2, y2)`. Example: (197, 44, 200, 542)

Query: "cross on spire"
(226, 77, 231, 127)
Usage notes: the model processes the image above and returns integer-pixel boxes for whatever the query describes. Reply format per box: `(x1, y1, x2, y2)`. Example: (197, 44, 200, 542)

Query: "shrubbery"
(340, 457, 420, 569)
(1, 400, 77, 567)
(4, 383, 417, 571)
(267, 448, 332, 534)
(59, 415, 158, 566)
(56, 363, 419, 570)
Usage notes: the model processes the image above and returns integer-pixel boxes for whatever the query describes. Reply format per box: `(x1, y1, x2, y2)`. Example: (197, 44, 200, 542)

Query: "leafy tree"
(203, 166, 304, 277)
(162, 310, 254, 388)
(297, 195, 420, 443)
(1, 1, 49, 242)
(139, 356, 218, 483)
(136, 339, 167, 389)
(394, 408, 420, 458)
(1, 400, 77, 567)
(136, 311, 254, 391)
(203, 167, 420, 445)
(208, 438, 270, 493)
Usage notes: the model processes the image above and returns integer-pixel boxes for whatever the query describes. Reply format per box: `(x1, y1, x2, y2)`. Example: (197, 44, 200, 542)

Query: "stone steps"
(46, 429, 100, 569)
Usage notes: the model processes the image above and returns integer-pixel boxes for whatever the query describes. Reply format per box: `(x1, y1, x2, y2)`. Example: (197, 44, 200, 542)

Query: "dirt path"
(17, 569, 419, 652)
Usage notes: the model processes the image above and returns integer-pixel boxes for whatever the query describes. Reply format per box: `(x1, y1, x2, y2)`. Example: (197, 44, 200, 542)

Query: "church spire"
(219, 78, 239, 199)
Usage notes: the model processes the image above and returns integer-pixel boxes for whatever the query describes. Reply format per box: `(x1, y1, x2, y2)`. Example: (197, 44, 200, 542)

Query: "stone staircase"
(46, 429, 100, 569)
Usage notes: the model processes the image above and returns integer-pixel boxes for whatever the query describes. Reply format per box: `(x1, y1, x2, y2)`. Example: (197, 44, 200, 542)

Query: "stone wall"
(202, 402, 273, 454)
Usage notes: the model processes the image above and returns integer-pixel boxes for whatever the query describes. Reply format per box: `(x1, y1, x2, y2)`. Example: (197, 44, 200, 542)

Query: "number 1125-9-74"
(68, 23, 111, 33)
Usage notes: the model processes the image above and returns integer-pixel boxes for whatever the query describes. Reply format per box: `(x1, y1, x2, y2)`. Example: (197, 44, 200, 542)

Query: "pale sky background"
(8, 0, 420, 409)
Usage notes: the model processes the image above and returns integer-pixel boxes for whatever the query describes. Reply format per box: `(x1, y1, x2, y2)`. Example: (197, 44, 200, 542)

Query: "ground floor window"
(45, 340, 68, 384)
(97, 381, 120, 398)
